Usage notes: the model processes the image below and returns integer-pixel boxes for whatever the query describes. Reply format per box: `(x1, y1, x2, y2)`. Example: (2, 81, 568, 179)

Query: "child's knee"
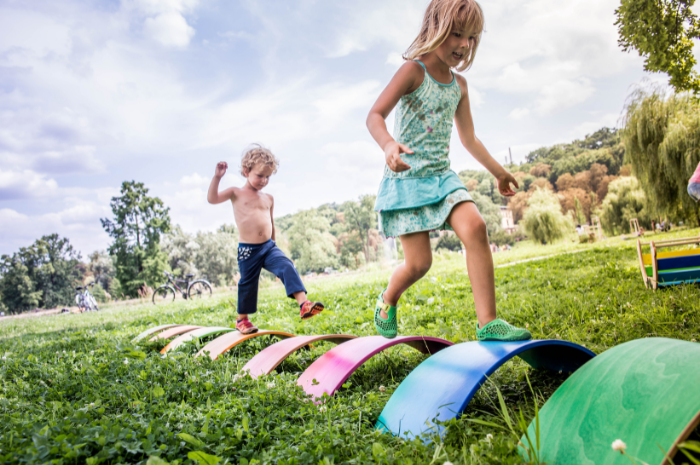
(464, 217, 488, 240)
(407, 259, 432, 278)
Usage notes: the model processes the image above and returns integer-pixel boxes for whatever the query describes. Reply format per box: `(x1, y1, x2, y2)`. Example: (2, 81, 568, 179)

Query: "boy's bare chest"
(235, 192, 271, 213)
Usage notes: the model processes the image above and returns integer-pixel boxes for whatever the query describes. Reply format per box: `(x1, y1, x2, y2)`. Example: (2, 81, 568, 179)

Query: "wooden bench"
(636, 233, 700, 289)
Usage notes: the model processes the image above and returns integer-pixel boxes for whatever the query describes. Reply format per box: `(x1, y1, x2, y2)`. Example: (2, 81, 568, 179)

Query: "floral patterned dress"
(374, 60, 473, 237)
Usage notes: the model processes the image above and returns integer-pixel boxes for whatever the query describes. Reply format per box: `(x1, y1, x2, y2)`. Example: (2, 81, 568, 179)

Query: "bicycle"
(75, 282, 100, 312)
(152, 271, 212, 304)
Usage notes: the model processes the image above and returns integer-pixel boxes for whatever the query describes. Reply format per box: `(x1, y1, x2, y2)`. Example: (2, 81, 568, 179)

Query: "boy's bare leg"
(292, 291, 307, 305)
(382, 231, 432, 317)
(446, 201, 497, 328)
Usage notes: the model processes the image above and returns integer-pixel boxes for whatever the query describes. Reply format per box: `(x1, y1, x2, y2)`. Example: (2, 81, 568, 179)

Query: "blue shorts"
(689, 182, 700, 202)
(237, 240, 306, 314)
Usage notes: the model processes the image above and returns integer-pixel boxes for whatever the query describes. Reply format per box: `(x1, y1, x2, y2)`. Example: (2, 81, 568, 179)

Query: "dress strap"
(414, 60, 427, 70)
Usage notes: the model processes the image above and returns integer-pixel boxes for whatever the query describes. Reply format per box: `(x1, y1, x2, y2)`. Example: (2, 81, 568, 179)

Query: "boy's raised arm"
(207, 162, 236, 204)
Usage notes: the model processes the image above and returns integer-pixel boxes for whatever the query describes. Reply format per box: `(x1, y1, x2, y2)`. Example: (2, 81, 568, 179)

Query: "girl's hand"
(496, 172, 519, 197)
(215, 162, 228, 178)
(384, 141, 413, 173)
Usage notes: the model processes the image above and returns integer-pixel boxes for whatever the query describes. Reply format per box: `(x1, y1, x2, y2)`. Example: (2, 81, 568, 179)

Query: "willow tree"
(621, 87, 700, 225)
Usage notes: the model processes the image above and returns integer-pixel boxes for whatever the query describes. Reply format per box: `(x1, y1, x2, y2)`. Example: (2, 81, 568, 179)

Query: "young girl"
(367, 0, 531, 341)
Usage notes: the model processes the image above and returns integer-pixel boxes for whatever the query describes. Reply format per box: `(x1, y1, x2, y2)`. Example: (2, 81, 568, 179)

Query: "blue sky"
(0, 0, 676, 256)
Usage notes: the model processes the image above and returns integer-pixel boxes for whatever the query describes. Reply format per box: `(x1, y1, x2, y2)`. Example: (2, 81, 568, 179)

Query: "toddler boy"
(207, 144, 324, 334)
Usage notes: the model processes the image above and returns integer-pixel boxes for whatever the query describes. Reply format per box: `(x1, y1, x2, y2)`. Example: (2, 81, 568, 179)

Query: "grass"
(1, 229, 699, 464)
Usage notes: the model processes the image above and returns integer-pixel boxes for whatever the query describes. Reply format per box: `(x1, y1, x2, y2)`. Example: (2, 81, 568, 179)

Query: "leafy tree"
(101, 181, 171, 297)
(621, 88, 700, 225)
(521, 188, 574, 244)
(615, 0, 700, 94)
(193, 228, 239, 286)
(507, 191, 531, 223)
(88, 250, 115, 291)
(288, 211, 338, 274)
(435, 233, 462, 251)
(529, 163, 552, 177)
(0, 234, 81, 312)
(470, 191, 502, 236)
(559, 188, 592, 222)
(599, 177, 651, 235)
(343, 195, 377, 263)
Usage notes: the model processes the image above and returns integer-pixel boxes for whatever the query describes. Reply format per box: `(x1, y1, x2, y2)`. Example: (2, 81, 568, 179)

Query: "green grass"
(1, 230, 699, 464)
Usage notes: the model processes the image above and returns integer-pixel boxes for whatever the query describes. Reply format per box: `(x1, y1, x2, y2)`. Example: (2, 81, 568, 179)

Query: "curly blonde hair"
(240, 144, 279, 177)
(404, 0, 484, 72)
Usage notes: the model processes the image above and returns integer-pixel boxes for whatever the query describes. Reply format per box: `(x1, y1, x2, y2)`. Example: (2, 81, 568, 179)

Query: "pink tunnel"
(241, 334, 357, 378)
(297, 335, 453, 399)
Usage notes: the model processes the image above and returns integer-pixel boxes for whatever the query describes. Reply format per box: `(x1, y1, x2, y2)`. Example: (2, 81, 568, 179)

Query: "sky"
(0, 0, 672, 257)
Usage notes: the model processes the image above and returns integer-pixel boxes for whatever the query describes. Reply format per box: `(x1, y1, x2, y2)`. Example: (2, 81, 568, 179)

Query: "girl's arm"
(366, 62, 424, 172)
(453, 76, 519, 196)
(207, 162, 236, 204)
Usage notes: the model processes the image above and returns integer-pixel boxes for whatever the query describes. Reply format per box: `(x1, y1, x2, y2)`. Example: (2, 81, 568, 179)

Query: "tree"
(101, 181, 171, 297)
(599, 177, 651, 235)
(559, 188, 592, 222)
(288, 210, 338, 274)
(193, 229, 239, 286)
(343, 195, 377, 263)
(435, 232, 462, 251)
(529, 163, 552, 177)
(470, 191, 503, 236)
(615, 0, 700, 94)
(622, 88, 700, 225)
(508, 191, 531, 223)
(88, 250, 115, 291)
(521, 188, 574, 244)
(0, 234, 81, 313)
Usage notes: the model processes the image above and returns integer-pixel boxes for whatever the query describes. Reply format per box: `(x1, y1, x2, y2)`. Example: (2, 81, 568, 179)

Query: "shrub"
(599, 176, 651, 235)
(435, 233, 462, 251)
(521, 188, 574, 244)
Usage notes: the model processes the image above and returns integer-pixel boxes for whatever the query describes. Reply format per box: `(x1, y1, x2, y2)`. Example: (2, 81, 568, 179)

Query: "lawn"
(1, 229, 699, 464)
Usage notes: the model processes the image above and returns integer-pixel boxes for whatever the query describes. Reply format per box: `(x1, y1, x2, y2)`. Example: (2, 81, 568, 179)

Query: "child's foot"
(300, 300, 324, 320)
(374, 289, 397, 339)
(476, 319, 531, 341)
(236, 318, 258, 335)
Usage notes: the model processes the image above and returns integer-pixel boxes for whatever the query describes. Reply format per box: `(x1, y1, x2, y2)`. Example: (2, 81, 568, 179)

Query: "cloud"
(509, 107, 530, 120)
(144, 12, 195, 48)
(0, 169, 58, 200)
(179, 172, 210, 187)
(535, 78, 595, 115)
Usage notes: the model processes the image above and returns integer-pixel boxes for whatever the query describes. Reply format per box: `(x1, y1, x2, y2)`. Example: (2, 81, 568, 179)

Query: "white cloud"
(144, 12, 195, 48)
(0, 169, 58, 200)
(179, 173, 210, 187)
(535, 78, 595, 115)
(509, 107, 530, 120)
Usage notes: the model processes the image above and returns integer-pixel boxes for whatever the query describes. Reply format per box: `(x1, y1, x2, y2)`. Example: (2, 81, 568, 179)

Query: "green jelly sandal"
(374, 290, 398, 339)
(476, 319, 531, 341)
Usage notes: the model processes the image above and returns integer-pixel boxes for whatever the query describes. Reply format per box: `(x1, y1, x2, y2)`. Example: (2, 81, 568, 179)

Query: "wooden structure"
(630, 218, 640, 236)
(637, 233, 700, 289)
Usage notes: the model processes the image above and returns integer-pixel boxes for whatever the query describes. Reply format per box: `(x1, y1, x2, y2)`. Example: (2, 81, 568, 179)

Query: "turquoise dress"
(374, 60, 473, 237)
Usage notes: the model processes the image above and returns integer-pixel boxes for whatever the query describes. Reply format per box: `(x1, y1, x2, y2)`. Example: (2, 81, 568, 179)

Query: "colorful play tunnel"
(134, 324, 700, 464)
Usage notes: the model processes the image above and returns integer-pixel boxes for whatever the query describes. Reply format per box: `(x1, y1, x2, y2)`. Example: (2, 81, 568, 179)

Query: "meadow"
(1, 230, 699, 465)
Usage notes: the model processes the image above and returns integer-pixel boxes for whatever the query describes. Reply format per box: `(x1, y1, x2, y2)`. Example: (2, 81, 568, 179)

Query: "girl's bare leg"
(446, 201, 497, 328)
(381, 231, 432, 317)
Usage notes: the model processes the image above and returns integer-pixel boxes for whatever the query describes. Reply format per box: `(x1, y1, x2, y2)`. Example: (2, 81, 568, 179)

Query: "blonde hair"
(240, 144, 279, 176)
(404, 0, 484, 72)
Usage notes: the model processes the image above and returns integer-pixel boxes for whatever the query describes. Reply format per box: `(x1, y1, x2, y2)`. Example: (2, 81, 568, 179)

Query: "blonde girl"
(367, 0, 531, 341)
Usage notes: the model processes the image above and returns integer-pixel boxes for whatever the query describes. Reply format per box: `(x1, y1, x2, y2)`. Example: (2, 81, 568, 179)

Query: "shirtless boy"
(207, 144, 324, 334)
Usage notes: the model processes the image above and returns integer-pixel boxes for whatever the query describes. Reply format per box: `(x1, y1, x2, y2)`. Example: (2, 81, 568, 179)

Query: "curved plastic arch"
(297, 335, 453, 399)
(149, 325, 203, 342)
(376, 339, 595, 440)
(195, 330, 296, 360)
(132, 324, 182, 342)
(520, 338, 700, 465)
(160, 327, 236, 354)
(241, 334, 358, 378)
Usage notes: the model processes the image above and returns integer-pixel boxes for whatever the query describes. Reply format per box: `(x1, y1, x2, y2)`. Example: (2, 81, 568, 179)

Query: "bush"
(435, 233, 462, 251)
(599, 177, 650, 235)
(490, 229, 515, 246)
(521, 188, 574, 244)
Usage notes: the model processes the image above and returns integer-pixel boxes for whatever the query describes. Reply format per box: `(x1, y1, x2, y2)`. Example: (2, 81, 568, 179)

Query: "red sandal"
(236, 318, 258, 334)
(300, 300, 324, 320)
